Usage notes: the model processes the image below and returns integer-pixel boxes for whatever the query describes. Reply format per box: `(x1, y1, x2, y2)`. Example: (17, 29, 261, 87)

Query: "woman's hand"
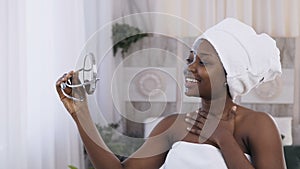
(55, 71, 89, 118)
(185, 106, 237, 146)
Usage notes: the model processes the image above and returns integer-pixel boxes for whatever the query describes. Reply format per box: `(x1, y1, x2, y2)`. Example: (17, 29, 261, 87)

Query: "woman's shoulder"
(149, 113, 190, 142)
(236, 106, 284, 165)
(237, 106, 275, 126)
(154, 113, 186, 131)
(148, 113, 184, 133)
(236, 106, 279, 139)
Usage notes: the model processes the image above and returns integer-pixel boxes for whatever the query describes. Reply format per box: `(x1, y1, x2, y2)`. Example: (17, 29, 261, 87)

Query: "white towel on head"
(192, 18, 282, 99)
(159, 141, 251, 169)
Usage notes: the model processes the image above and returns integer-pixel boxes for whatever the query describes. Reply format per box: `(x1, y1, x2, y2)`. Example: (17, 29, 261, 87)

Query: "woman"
(56, 18, 286, 169)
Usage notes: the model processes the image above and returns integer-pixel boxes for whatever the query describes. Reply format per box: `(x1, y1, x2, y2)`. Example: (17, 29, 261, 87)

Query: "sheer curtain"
(0, 0, 86, 168)
(153, 0, 300, 37)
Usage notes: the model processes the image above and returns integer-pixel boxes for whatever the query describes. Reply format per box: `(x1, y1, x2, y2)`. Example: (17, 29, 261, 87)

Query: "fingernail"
(185, 118, 189, 122)
(187, 127, 191, 131)
(186, 113, 191, 117)
(232, 106, 237, 111)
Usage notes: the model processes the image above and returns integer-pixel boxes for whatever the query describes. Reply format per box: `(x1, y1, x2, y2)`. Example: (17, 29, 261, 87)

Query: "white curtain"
(153, 0, 300, 37)
(83, 0, 117, 125)
(110, 0, 300, 46)
(0, 0, 86, 168)
(2, 1, 300, 168)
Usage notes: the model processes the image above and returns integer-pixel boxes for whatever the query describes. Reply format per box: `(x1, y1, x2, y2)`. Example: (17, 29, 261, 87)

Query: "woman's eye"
(199, 60, 207, 65)
(186, 58, 193, 64)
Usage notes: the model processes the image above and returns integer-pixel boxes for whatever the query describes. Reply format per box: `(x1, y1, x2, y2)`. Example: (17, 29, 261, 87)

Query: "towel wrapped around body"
(159, 141, 251, 169)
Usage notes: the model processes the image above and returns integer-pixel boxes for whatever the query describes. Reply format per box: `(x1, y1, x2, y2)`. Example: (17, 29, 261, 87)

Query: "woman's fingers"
(230, 106, 237, 118)
(71, 71, 87, 100)
(186, 125, 201, 135)
(72, 71, 81, 85)
(186, 110, 207, 123)
(185, 106, 238, 143)
(55, 71, 74, 100)
(185, 117, 204, 129)
(222, 105, 237, 121)
(56, 73, 68, 99)
(185, 110, 208, 135)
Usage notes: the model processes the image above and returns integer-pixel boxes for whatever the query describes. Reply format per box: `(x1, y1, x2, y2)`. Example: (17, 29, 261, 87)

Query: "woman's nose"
(183, 66, 195, 77)
(187, 61, 197, 72)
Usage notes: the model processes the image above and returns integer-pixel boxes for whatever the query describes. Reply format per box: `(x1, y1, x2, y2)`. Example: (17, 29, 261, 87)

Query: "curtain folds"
(0, 0, 86, 168)
(153, 0, 299, 37)
(2, 1, 300, 168)
(0, 1, 27, 168)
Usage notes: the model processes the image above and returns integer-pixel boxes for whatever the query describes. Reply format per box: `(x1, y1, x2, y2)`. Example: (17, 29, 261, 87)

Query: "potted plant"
(74, 122, 144, 169)
(112, 23, 148, 58)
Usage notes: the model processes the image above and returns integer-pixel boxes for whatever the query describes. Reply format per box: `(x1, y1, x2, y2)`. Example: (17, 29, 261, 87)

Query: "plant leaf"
(68, 165, 78, 169)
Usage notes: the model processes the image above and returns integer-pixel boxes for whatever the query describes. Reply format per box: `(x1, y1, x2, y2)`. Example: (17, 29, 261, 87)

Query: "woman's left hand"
(185, 106, 237, 146)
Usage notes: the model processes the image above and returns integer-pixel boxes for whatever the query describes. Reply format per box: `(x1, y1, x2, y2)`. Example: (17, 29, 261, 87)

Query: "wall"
(119, 35, 300, 145)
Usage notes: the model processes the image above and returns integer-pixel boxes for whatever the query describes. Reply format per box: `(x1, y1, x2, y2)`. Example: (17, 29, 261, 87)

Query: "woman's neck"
(200, 95, 235, 117)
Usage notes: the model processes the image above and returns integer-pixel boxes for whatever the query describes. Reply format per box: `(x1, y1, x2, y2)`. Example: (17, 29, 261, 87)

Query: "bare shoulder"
(237, 106, 278, 135)
(148, 113, 188, 144)
(235, 107, 286, 168)
(148, 113, 184, 136)
(236, 106, 283, 156)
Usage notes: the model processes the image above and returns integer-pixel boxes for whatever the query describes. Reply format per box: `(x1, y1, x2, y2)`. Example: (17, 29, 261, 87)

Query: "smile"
(185, 77, 199, 83)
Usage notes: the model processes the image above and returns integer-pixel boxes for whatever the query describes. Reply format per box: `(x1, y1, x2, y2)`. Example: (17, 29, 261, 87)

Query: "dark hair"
(224, 70, 232, 99)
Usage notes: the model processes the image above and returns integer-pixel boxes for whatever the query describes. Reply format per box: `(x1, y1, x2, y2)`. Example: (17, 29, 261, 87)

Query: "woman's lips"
(186, 77, 198, 83)
(185, 77, 200, 88)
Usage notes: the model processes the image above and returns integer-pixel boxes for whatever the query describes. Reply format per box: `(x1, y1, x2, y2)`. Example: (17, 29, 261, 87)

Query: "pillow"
(273, 117, 293, 145)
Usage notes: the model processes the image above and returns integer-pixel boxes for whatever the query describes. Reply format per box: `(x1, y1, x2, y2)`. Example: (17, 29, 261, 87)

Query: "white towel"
(192, 18, 282, 99)
(160, 141, 251, 169)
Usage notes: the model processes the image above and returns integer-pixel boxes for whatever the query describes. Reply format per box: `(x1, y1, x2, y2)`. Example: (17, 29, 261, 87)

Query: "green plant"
(96, 123, 144, 159)
(112, 23, 148, 58)
(68, 165, 78, 169)
(68, 165, 94, 169)
(68, 122, 144, 169)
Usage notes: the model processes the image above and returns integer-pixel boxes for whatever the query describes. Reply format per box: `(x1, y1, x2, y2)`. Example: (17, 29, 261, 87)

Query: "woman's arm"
(217, 131, 254, 169)
(73, 109, 173, 169)
(56, 71, 172, 169)
(247, 112, 286, 169)
(73, 110, 123, 169)
(72, 109, 172, 169)
(208, 111, 286, 169)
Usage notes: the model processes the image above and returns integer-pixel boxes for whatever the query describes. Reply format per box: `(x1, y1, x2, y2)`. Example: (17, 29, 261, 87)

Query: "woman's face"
(184, 39, 227, 100)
